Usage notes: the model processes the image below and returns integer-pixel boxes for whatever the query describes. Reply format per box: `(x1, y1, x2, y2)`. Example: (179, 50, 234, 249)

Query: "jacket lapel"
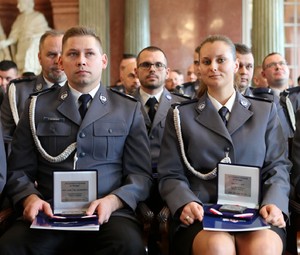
(80, 86, 110, 129)
(227, 93, 253, 135)
(194, 95, 231, 141)
(57, 84, 81, 125)
(152, 89, 172, 128)
(194, 93, 253, 139)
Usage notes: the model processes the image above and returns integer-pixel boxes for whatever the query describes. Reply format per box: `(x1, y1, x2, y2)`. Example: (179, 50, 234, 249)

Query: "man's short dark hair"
(234, 43, 252, 55)
(136, 46, 168, 65)
(0, 60, 18, 71)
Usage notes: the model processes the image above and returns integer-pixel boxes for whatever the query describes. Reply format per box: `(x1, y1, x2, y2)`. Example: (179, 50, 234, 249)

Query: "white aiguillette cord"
(29, 95, 77, 164)
(173, 106, 231, 180)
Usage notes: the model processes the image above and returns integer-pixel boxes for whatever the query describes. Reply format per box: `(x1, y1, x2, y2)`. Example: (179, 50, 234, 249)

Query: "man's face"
(165, 71, 180, 91)
(136, 50, 169, 93)
(121, 62, 140, 95)
(59, 35, 108, 92)
(193, 51, 201, 80)
(119, 57, 136, 80)
(187, 64, 197, 82)
(39, 35, 67, 83)
(0, 68, 18, 92)
(235, 52, 254, 91)
(262, 54, 289, 90)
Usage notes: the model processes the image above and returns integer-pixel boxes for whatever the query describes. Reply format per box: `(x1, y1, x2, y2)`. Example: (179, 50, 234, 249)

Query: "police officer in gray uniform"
(0, 30, 66, 140)
(0, 26, 152, 255)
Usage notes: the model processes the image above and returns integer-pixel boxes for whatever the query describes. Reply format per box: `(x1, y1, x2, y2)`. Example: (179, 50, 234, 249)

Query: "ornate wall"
(0, 0, 242, 85)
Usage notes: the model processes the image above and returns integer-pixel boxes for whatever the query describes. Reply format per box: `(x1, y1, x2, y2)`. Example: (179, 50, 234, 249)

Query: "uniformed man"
(1, 30, 67, 140)
(234, 43, 254, 96)
(0, 26, 152, 255)
(133, 45, 189, 255)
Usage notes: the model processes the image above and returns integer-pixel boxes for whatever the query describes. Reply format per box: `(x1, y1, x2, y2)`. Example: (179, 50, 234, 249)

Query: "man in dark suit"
(0, 26, 152, 255)
(1, 30, 67, 140)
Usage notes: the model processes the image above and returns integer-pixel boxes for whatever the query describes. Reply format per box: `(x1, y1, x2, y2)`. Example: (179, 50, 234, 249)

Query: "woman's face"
(199, 41, 238, 92)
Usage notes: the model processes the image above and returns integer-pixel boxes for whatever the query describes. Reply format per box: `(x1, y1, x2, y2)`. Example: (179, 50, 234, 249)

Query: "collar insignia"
(100, 94, 107, 104)
(240, 99, 249, 108)
(36, 83, 43, 91)
(60, 91, 68, 100)
(198, 102, 206, 111)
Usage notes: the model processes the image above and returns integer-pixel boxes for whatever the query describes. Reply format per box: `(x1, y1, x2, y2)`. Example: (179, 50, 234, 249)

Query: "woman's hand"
(180, 202, 204, 226)
(259, 204, 286, 228)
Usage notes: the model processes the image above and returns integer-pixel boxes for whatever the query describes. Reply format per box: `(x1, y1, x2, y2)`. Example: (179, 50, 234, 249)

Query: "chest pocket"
(36, 120, 72, 156)
(93, 121, 128, 160)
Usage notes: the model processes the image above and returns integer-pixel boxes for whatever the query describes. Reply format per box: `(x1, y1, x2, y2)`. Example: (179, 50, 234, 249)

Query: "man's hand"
(22, 194, 53, 222)
(259, 204, 286, 228)
(86, 194, 123, 224)
(180, 202, 204, 226)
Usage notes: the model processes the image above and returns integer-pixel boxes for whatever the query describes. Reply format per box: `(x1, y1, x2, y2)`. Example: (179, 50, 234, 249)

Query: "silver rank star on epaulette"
(99, 94, 107, 104)
(36, 83, 43, 91)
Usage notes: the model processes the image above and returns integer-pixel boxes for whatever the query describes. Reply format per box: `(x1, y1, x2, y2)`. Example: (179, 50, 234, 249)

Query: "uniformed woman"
(157, 35, 290, 255)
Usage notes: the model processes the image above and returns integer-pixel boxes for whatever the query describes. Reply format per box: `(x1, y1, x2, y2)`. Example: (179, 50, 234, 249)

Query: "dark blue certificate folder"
(31, 212, 100, 231)
(203, 214, 270, 232)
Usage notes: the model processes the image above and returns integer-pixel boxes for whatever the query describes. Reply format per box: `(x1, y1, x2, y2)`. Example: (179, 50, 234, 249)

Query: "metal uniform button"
(108, 128, 113, 134)
(79, 132, 86, 138)
(79, 152, 86, 157)
(149, 135, 154, 139)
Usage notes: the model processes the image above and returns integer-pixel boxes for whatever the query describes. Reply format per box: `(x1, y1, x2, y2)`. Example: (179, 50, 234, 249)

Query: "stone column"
(124, 0, 150, 55)
(252, 0, 284, 66)
(79, 0, 110, 86)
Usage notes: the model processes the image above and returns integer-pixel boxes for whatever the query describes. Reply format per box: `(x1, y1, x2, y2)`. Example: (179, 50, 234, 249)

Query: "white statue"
(0, 0, 50, 74)
(0, 21, 11, 61)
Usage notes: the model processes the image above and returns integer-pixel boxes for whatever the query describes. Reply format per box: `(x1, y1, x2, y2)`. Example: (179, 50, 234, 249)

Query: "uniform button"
(108, 128, 113, 133)
(79, 132, 86, 138)
(149, 135, 154, 139)
(79, 152, 86, 157)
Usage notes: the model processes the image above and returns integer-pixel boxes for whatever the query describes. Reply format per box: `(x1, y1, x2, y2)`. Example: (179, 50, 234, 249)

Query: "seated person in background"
(234, 43, 254, 96)
(112, 53, 137, 93)
(165, 69, 183, 92)
(120, 61, 140, 95)
(252, 65, 268, 88)
(1, 30, 66, 140)
(158, 35, 290, 255)
(185, 63, 197, 83)
(0, 60, 18, 93)
(179, 46, 201, 98)
(0, 26, 152, 255)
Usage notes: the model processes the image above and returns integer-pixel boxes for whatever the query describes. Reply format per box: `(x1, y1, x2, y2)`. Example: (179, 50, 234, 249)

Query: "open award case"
(203, 163, 270, 231)
(31, 170, 100, 231)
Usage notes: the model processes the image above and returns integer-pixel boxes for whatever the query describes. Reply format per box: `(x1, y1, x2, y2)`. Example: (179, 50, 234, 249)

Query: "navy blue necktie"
(146, 97, 158, 122)
(78, 94, 92, 119)
(218, 106, 229, 126)
(51, 83, 60, 89)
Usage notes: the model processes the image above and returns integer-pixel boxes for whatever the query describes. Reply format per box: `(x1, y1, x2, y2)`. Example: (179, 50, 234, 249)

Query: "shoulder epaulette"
(182, 81, 195, 88)
(244, 95, 272, 103)
(110, 88, 138, 102)
(252, 87, 273, 95)
(286, 86, 300, 95)
(10, 76, 37, 84)
(30, 87, 55, 97)
(170, 91, 191, 99)
(171, 98, 198, 108)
